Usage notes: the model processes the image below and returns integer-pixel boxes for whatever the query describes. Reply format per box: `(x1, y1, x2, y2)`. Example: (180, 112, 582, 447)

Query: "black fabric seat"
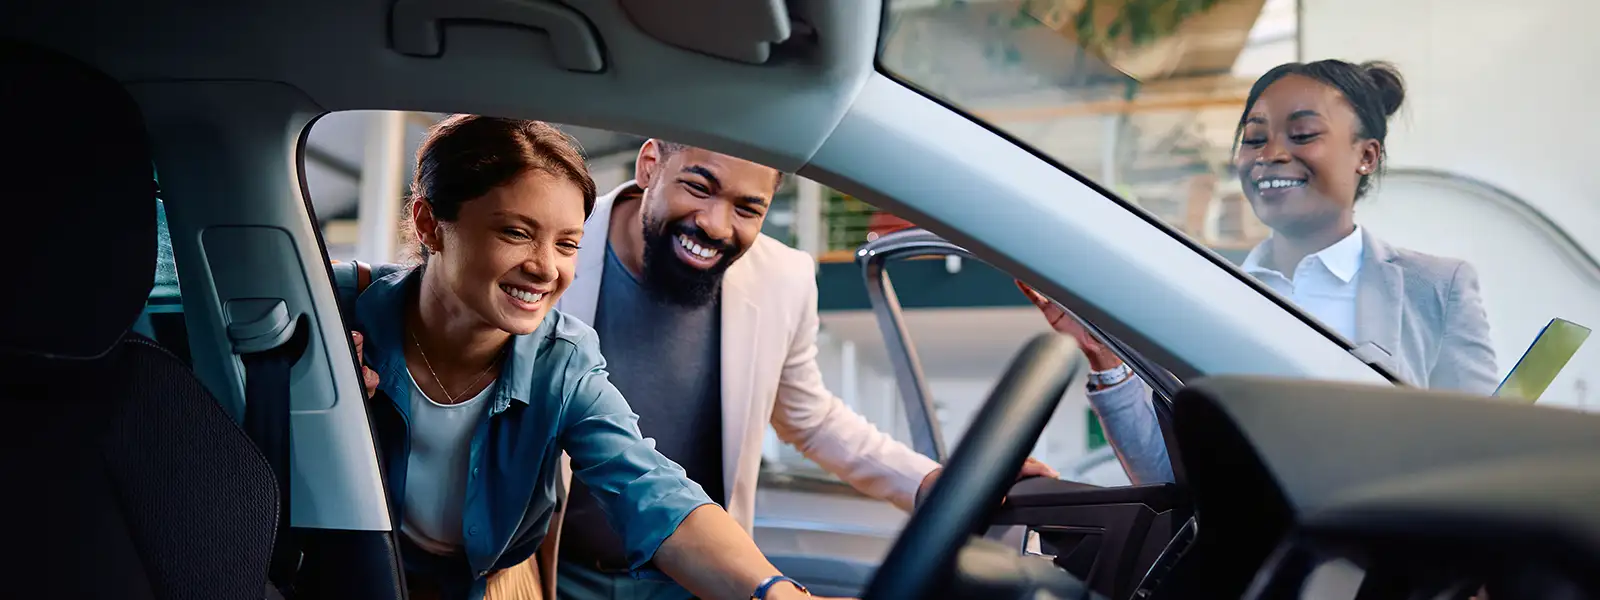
(0, 41, 280, 600)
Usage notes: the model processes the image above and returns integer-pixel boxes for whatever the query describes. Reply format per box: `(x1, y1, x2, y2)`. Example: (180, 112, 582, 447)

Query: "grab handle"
(390, 0, 605, 73)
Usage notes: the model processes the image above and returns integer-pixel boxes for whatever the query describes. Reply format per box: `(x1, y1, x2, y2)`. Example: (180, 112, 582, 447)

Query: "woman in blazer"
(1020, 59, 1497, 484)
(333, 115, 836, 600)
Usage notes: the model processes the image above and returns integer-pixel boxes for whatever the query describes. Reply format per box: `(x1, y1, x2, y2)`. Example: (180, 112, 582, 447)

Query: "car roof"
(2, 0, 1387, 387)
(1, 0, 879, 172)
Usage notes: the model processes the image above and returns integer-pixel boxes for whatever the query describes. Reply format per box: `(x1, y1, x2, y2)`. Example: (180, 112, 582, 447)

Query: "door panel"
(855, 228, 959, 461)
(989, 478, 1180, 599)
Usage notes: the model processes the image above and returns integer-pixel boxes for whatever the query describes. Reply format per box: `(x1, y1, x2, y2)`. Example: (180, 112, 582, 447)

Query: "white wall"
(1303, 0, 1600, 260)
(1358, 175, 1600, 410)
(1304, 0, 1600, 410)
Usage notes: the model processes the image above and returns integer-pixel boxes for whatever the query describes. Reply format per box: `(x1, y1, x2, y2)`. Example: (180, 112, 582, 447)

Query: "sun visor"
(619, 0, 793, 64)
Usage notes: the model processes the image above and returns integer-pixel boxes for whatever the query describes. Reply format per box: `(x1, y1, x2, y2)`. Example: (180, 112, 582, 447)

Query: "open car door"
(855, 228, 1196, 599)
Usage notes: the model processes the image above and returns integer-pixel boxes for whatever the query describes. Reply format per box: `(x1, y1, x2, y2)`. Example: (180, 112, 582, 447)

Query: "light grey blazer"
(1090, 230, 1498, 484)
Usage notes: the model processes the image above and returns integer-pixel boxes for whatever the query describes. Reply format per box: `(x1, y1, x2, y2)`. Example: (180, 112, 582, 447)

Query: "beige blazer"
(535, 181, 939, 586)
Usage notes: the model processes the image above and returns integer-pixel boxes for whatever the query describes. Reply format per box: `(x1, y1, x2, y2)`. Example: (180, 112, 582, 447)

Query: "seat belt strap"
(240, 320, 307, 594)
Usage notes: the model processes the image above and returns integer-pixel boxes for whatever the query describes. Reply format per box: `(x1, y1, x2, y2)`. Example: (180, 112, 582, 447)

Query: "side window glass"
(136, 197, 191, 364)
(152, 198, 181, 301)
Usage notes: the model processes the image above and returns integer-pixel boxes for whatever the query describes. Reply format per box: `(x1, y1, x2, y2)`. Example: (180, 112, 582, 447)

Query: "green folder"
(1494, 318, 1591, 403)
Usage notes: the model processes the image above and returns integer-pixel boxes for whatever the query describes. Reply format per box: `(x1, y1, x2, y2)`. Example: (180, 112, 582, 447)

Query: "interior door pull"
(1022, 529, 1058, 561)
(390, 0, 605, 73)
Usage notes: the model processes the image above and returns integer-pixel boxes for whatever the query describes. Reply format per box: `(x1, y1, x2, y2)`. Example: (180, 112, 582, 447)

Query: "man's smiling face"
(634, 141, 779, 306)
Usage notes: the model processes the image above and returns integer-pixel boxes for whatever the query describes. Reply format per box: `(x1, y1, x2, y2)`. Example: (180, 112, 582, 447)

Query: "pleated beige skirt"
(404, 556, 543, 600)
(485, 557, 544, 600)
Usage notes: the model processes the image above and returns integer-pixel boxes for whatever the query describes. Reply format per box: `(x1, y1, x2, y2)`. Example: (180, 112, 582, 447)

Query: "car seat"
(0, 40, 281, 600)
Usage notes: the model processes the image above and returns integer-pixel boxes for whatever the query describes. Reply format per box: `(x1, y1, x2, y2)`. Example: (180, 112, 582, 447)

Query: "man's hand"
(1015, 280, 1123, 371)
(352, 331, 380, 399)
(915, 457, 1060, 508)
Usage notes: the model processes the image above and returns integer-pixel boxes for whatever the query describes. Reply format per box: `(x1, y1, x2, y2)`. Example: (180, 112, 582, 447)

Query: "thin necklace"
(409, 329, 502, 404)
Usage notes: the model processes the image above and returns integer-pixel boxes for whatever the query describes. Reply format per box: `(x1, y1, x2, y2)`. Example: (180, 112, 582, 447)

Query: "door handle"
(1022, 529, 1058, 561)
(390, 0, 605, 73)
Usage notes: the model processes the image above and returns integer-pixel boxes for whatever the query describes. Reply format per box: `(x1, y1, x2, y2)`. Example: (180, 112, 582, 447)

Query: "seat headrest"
(0, 41, 158, 359)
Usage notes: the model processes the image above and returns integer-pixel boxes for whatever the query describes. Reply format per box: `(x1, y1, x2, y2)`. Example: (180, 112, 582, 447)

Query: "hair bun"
(1361, 61, 1406, 117)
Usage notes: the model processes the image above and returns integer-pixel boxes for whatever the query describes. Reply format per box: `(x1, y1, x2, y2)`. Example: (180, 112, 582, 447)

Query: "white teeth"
(1258, 178, 1305, 190)
(501, 285, 543, 304)
(678, 235, 720, 260)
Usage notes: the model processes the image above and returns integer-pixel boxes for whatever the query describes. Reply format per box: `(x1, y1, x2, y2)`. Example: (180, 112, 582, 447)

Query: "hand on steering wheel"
(915, 457, 1060, 509)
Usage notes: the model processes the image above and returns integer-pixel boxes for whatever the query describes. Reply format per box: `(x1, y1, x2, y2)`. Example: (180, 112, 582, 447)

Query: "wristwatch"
(752, 575, 810, 599)
(1088, 362, 1133, 389)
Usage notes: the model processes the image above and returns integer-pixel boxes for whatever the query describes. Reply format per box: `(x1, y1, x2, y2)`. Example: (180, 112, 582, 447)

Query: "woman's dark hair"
(406, 114, 597, 259)
(1236, 59, 1406, 199)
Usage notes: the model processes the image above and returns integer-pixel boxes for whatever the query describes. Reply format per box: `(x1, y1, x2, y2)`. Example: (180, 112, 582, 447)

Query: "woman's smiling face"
(415, 169, 586, 335)
(1235, 74, 1382, 238)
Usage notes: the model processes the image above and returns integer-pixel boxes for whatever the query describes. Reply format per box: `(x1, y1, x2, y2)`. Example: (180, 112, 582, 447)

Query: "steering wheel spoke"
(863, 333, 1087, 600)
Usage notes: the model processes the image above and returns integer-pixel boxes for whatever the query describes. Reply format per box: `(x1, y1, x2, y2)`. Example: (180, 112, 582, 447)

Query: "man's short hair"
(655, 139, 689, 156)
(652, 139, 786, 190)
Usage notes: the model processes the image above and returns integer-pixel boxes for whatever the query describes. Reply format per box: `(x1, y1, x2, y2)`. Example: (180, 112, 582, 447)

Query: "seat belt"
(230, 298, 310, 595)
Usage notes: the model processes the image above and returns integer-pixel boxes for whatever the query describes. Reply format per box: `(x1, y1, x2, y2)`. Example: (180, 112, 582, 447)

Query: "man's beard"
(640, 216, 738, 307)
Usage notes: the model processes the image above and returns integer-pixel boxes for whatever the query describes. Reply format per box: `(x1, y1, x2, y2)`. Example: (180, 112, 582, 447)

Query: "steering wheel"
(862, 333, 1086, 600)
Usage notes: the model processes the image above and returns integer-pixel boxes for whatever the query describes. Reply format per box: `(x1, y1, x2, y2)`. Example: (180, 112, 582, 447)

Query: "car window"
(136, 196, 191, 364)
(152, 198, 180, 301)
(878, 0, 1600, 410)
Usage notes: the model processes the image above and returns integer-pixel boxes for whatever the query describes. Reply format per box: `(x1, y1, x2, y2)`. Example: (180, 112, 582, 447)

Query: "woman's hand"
(1014, 280, 1123, 371)
(352, 331, 380, 398)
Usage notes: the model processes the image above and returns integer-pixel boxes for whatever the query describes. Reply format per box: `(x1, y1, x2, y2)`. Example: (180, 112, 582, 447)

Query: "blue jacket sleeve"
(558, 348, 716, 570)
(1085, 378, 1175, 484)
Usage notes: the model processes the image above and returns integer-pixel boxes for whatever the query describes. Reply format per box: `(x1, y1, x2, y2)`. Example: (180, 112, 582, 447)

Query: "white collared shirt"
(1241, 227, 1366, 340)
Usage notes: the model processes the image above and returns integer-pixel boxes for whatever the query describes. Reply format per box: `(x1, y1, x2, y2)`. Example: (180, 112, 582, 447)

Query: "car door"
(857, 227, 1195, 600)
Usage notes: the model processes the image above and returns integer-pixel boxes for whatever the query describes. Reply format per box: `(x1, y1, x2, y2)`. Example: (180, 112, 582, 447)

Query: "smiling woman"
(323, 115, 834, 600)
(1229, 59, 1495, 393)
(1021, 59, 1500, 486)
(403, 117, 594, 340)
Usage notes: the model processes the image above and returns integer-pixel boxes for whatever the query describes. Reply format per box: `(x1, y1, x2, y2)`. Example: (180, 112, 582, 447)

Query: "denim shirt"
(332, 263, 713, 600)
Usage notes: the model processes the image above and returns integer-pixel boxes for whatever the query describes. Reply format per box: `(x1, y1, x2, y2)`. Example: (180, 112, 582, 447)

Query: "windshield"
(877, 0, 1600, 411)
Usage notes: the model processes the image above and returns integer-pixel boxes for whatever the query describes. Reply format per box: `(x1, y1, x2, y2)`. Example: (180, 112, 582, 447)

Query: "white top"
(1241, 226, 1366, 341)
(399, 372, 495, 556)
